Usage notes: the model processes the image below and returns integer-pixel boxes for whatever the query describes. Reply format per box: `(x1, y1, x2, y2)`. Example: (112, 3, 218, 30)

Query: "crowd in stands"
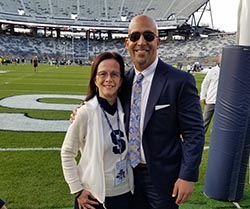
(0, 0, 196, 28)
(0, 32, 236, 67)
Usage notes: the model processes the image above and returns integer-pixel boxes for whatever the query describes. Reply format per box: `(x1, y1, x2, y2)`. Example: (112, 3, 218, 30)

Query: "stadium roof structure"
(0, 0, 216, 36)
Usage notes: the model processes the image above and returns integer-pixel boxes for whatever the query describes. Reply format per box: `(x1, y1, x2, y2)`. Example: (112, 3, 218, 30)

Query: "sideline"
(0, 146, 210, 152)
(204, 146, 209, 150)
(0, 147, 61, 151)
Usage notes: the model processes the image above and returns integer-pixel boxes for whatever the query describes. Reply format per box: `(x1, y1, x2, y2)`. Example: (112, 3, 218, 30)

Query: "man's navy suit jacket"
(121, 58, 205, 197)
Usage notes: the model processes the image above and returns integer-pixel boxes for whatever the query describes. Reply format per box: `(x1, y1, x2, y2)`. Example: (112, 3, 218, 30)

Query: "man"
(200, 54, 222, 134)
(32, 56, 38, 72)
(121, 15, 204, 209)
(71, 15, 204, 209)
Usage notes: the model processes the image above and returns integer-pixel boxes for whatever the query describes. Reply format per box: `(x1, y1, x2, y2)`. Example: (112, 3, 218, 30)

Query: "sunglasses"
(128, 31, 158, 42)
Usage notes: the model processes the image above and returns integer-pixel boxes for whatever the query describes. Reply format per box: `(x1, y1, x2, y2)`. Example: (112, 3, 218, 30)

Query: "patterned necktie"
(128, 73, 144, 168)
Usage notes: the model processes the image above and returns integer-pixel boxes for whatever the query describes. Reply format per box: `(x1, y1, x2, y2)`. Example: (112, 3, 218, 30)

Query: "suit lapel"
(143, 60, 168, 132)
(123, 68, 135, 131)
(123, 61, 169, 133)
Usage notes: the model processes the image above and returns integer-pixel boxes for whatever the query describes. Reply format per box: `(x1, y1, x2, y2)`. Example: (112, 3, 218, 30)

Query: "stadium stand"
(0, 0, 236, 66)
(0, 0, 210, 29)
(0, 32, 236, 66)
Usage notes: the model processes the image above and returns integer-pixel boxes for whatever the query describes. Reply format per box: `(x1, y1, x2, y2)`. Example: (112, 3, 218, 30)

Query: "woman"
(61, 52, 133, 209)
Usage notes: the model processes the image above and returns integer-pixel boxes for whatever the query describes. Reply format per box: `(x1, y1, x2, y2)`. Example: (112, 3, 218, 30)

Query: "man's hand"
(172, 178, 194, 205)
(200, 99, 206, 105)
(70, 107, 79, 123)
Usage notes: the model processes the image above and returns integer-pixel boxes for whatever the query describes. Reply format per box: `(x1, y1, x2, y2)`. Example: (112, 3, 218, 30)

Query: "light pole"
(63, 41, 66, 60)
(72, 33, 74, 64)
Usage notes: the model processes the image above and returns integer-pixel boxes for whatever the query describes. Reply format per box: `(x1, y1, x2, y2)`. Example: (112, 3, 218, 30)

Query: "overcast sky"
(200, 0, 240, 32)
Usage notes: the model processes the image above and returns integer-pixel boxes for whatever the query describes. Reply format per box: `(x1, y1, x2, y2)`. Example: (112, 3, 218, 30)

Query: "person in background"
(0, 199, 7, 209)
(32, 56, 38, 72)
(200, 54, 222, 134)
(61, 52, 133, 209)
(186, 63, 192, 72)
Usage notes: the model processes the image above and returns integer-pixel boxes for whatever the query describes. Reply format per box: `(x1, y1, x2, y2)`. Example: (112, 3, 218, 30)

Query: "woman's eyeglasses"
(128, 31, 158, 42)
(96, 71, 121, 79)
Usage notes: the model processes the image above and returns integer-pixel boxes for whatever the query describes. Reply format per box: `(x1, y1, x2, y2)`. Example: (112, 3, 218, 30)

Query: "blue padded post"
(204, 45, 250, 201)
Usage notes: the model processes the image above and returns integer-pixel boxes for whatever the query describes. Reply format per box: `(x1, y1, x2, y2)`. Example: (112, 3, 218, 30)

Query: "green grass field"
(0, 64, 249, 209)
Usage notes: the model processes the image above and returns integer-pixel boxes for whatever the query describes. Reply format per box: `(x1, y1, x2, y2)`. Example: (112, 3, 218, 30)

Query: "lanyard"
(100, 104, 122, 155)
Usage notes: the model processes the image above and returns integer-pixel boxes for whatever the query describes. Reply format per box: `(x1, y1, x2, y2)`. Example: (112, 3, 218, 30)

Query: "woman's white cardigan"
(61, 96, 134, 203)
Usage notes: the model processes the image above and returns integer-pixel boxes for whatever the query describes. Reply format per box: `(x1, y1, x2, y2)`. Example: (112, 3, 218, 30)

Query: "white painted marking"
(0, 94, 84, 132)
(0, 113, 70, 132)
(0, 146, 210, 152)
(204, 146, 209, 150)
(0, 94, 84, 110)
(0, 147, 61, 151)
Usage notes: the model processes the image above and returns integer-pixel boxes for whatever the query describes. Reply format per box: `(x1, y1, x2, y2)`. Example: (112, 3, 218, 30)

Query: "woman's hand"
(77, 190, 99, 209)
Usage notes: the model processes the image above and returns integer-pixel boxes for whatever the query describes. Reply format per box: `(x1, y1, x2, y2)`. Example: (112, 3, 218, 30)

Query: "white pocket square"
(155, 104, 170, 110)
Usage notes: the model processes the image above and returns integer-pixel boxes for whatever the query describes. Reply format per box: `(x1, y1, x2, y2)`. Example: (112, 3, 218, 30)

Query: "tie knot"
(136, 73, 144, 83)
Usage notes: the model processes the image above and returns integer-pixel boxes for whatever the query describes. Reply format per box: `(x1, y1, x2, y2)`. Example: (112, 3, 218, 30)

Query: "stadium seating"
(0, 0, 209, 28)
(0, 0, 236, 66)
(0, 32, 236, 66)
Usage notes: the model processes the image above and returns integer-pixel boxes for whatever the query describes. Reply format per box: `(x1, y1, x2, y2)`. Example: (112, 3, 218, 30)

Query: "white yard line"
(204, 146, 209, 150)
(0, 146, 210, 152)
(0, 147, 61, 151)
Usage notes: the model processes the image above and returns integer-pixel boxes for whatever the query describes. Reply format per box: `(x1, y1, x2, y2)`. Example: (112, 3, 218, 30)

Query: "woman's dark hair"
(85, 52, 125, 101)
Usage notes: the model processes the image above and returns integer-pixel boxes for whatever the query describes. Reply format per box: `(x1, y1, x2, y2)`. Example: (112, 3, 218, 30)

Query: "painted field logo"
(0, 94, 85, 132)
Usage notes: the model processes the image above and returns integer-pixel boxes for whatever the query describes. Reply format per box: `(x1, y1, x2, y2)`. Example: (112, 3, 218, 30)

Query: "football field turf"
(0, 64, 249, 209)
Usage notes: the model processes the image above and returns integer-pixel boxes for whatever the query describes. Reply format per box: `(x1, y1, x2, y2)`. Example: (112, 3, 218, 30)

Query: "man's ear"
(157, 37, 160, 48)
